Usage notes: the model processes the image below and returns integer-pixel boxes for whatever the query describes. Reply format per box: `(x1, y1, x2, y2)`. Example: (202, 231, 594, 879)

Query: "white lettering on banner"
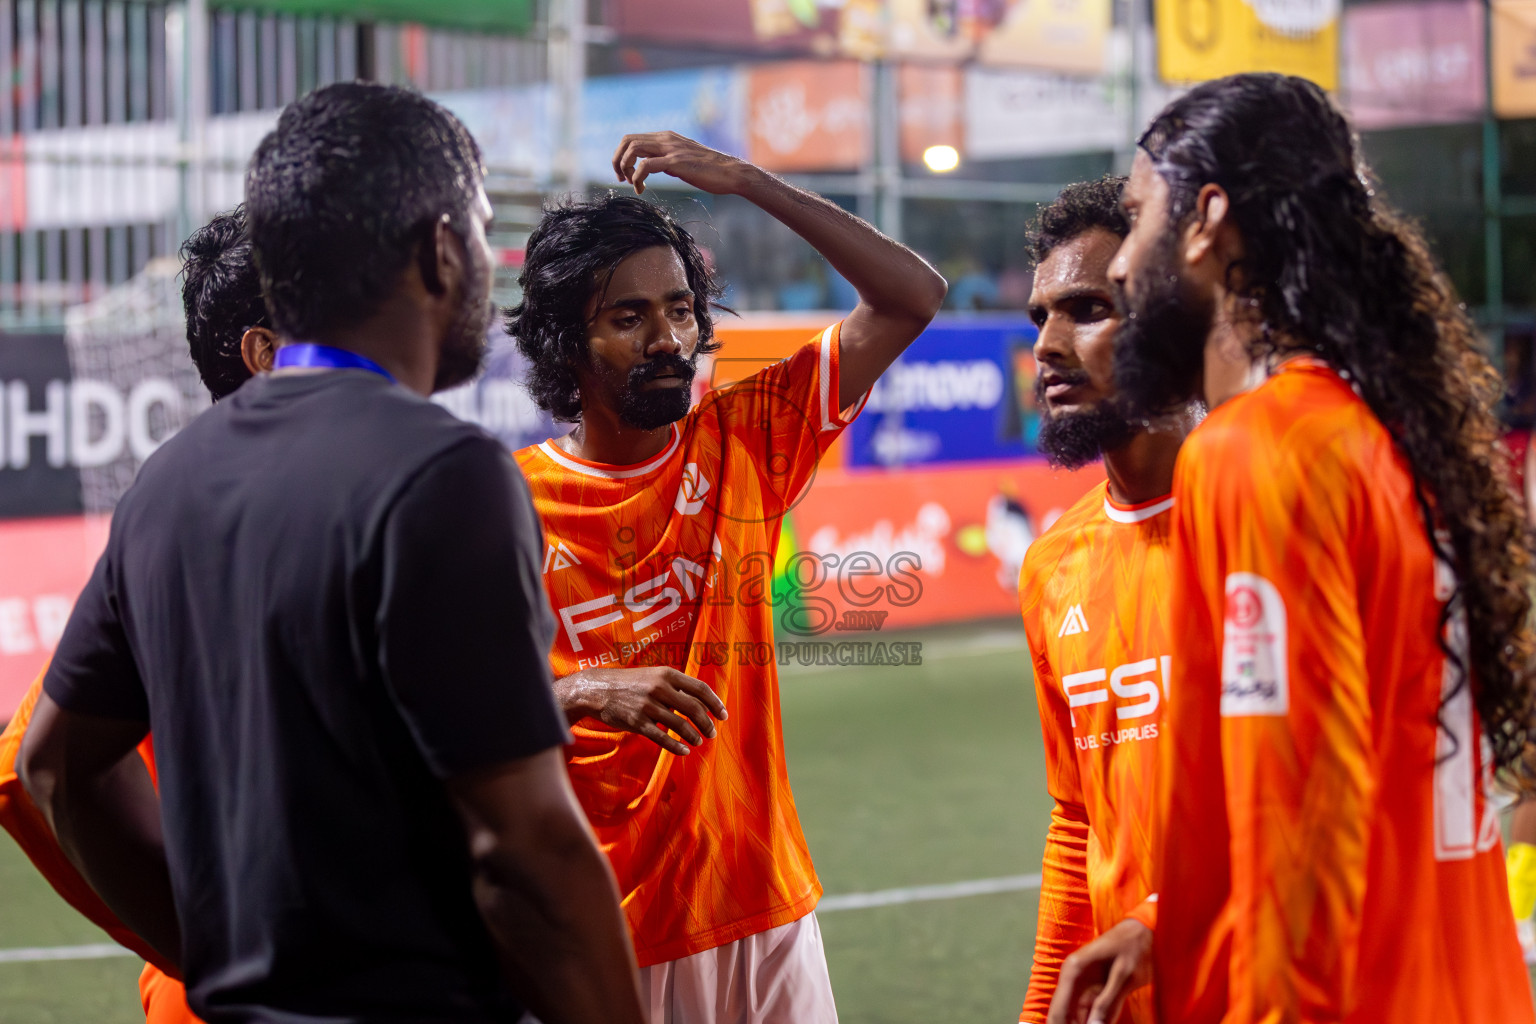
(0, 599, 35, 655)
(1220, 573, 1289, 716)
(864, 361, 1005, 413)
(0, 594, 75, 656)
(7, 381, 67, 469)
(1062, 656, 1169, 727)
(0, 378, 185, 470)
(807, 503, 950, 576)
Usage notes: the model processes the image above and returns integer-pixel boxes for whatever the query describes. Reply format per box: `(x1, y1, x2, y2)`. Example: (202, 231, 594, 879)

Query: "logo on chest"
(1061, 655, 1169, 728)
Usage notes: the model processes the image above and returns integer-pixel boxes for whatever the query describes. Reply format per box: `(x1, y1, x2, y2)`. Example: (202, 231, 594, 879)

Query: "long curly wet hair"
(507, 193, 728, 422)
(1141, 73, 1536, 778)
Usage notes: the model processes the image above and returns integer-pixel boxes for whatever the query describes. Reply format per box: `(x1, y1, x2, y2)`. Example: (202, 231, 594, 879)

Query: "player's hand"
(555, 667, 728, 755)
(612, 131, 756, 196)
(1047, 917, 1152, 1024)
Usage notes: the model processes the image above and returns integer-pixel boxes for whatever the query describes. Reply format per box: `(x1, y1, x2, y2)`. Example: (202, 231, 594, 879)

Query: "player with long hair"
(1053, 72, 1536, 1023)
(507, 131, 945, 1021)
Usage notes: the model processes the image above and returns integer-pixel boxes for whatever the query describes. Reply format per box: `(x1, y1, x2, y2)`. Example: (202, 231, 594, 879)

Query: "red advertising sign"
(779, 460, 1099, 636)
(0, 515, 110, 719)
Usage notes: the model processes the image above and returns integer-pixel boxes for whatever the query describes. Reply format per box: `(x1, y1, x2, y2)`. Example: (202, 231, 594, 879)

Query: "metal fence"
(0, 0, 546, 330)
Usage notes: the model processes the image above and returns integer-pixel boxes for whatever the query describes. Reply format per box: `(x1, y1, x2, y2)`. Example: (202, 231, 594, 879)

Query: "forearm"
(735, 167, 945, 322)
(472, 820, 643, 1024)
(1022, 813, 1095, 1021)
(27, 752, 181, 968)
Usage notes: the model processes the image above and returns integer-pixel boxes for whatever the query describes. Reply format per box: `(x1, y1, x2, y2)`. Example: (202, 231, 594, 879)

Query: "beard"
(1035, 374, 1138, 470)
(615, 351, 697, 430)
(1112, 228, 1214, 421)
(432, 245, 495, 393)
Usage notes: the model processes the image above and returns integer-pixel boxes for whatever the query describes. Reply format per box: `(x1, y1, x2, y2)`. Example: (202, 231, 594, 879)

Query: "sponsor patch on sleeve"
(1220, 572, 1288, 717)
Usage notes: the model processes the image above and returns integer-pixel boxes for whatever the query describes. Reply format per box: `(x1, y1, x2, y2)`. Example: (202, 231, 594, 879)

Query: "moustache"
(1034, 368, 1091, 403)
(630, 355, 697, 387)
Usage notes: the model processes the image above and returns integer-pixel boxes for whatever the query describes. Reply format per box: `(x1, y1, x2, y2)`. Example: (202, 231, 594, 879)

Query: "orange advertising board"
(1494, 0, 1536, 118)
(777, 460, 1100, 636)
(746, 61, 872, 173)
(898, 64, 964, 164)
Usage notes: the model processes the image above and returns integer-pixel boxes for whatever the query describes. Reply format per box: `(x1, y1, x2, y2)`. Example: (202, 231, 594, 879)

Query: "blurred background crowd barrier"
(4, 0, 1536, 713)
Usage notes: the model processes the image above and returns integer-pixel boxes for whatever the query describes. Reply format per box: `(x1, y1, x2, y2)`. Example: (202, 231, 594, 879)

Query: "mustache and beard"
(602, 350, 698, 430)
(1034, 369, 1137, 470)
(1110, 226, 1214, 422)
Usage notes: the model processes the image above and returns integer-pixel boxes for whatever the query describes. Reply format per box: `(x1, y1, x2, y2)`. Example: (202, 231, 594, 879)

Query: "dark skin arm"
(612, 131, 948, 409)
(18, 692, 182, 971)
(555, 666, 728, 756)
(445, 747, 646, 1024)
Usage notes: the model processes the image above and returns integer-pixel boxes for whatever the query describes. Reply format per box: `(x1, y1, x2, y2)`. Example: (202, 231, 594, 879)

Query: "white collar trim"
(1102, 495, 1175, 524)
(538, 424, 681, 480)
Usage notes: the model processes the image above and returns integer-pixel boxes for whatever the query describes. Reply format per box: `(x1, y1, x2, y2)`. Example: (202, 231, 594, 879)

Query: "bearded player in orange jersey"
(1015, 177, 1194, 1024)
(1053, 73, 1536, 1024)
(505, 132, 945, 1022)
(0, 206, 275, 1024)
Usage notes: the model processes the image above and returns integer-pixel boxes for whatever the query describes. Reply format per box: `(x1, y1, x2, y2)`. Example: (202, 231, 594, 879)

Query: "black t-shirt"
(44, 371, 568, 1024)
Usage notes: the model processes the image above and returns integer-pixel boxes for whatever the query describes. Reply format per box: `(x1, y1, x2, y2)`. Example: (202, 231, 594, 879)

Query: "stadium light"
(923, 145, 961, 174)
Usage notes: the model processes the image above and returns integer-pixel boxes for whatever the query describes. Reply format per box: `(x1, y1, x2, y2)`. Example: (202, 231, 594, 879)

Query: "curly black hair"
(179, 205, 266, 400)
(1141, 73, 1536, 779)
(1027, 176, 1130, 268)
(506, 192, 728, 422)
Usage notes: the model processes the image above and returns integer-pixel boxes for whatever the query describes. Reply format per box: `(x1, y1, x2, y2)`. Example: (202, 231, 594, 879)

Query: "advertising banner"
(845, 317, 1042, 467)
(898, 63, 964, 165)
(977, 0, 1112, 75)
(774, 460, 1099, 637)
(1156, 0, 1340, 91)
(581, 68, 747, 182)
(1343, 1, 1484, 130)
(746, 61, 872, 173)
(1494, 0, 1536, 118)
(964, 66, 1125, 158)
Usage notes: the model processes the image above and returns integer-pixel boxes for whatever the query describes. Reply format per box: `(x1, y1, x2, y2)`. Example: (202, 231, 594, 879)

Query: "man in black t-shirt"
(20, 83, 645, 1024)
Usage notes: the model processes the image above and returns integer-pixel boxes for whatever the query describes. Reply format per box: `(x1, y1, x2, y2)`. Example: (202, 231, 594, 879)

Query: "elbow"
(921, 267, 948, 319)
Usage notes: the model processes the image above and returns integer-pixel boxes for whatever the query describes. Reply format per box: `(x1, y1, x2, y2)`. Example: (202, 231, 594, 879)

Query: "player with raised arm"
(1014, 178, 1193, 1024)
(506, 131, 946, 1022)
(1057, 72, 1536, 1023)
(0, 206, 274, 1024)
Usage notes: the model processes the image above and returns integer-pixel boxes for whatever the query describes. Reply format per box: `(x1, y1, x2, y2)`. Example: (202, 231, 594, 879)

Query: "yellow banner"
(1494, 0, 1536, 118)
(1156, 0, 1339, 90)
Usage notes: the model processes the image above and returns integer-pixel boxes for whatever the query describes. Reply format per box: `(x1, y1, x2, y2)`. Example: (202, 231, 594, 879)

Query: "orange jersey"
(1018, 481, 1171, 1024)
(1155, 358, 1533, 1024)
(514, 323, 865, 967)
(0, 672, 199, 1023)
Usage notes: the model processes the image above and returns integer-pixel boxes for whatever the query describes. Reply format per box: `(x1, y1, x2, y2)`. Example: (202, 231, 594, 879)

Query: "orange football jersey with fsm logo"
(514, 323, 867, 967)
(1155, 357, 1533, 1024)
(0, 671, 200, 1024)
(1018, 481, 1170, 1024)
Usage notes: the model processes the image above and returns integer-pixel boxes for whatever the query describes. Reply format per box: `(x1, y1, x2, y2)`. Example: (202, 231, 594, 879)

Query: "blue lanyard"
(273, 344, 394, 383)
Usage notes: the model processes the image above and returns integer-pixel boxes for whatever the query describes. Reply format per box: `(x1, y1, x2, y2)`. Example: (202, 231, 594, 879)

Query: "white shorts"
(639, 911, 839, 1024)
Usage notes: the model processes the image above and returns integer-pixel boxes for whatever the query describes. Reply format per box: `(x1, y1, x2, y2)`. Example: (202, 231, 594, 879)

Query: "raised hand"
(611, 131, 755, 196)
(555, 666, 728, 755)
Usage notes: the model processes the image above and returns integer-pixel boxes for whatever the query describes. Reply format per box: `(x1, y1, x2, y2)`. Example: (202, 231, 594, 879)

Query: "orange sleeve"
(140, 963, 203, 1024)
(1161, 425, 1373, 1023)
(1020, 593, 1095, 1023)
(0, 670, 173, 973)
(706, 322, 867, 517)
